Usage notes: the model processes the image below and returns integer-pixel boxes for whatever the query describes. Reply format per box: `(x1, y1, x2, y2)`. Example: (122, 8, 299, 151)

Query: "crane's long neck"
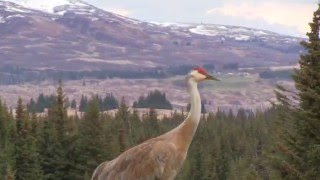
(171, 78, 201, 152)
(186, 78, 201, 126)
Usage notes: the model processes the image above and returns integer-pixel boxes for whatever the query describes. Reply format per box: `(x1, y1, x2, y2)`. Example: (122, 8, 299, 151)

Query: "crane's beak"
(206, 74, 220, 81)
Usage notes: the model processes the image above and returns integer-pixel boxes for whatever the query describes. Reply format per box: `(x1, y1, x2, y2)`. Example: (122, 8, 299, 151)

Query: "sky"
(86, 0, 318, 37)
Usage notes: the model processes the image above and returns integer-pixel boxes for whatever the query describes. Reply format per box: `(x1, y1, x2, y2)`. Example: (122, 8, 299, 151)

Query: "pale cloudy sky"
(87, 0, 318, 37)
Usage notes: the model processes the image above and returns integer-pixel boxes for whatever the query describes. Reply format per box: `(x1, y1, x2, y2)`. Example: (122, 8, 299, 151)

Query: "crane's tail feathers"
(91, 161, 109, 180)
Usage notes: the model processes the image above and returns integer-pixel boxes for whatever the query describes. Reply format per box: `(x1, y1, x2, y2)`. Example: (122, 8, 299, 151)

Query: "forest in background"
(0, 87, 284, 180)
(25, 89, 173, 113)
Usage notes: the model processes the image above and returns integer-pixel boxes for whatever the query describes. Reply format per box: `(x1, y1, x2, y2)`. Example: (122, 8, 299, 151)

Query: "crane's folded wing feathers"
(92, 137, 177, 180)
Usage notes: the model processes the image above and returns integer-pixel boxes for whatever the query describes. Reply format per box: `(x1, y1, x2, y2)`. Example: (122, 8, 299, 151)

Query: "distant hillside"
(0, 0, 303, 75)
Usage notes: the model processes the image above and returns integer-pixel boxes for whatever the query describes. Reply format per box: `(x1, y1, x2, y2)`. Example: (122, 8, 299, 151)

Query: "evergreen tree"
(187, 102, 207, 114)
(70, 99, 77, 109)
(128, 109, 143, 146)
(37, 94, 46, 112)
(27, 94, 56, 113)
(27, 98, 36, 113)
(38, 119, 65, 179)
(79, 95, 88, 112)
(115, 97, 131, 152)
(118, 128, 126, 153)
(0, 100, 16, 179)
(41, 80, 73, 179)
(15, 98, 44, 180)
(74, 98, 106, 178)
(133, 90, 173, 110)
(145, 108, 159, 137)
(274, 4, 320, 179)
(102, 93, 119, 110)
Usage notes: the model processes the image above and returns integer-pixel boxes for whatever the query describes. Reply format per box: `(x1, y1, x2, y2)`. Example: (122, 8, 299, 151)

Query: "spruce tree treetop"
(295, 5, 320, 111)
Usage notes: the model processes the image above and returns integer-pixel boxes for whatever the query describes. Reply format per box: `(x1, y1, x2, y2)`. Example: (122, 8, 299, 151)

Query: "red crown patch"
(193, 67, 208, 76)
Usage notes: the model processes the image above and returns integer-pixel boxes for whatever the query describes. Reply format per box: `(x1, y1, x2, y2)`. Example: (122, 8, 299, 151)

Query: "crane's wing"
(91, 137, 177, 180)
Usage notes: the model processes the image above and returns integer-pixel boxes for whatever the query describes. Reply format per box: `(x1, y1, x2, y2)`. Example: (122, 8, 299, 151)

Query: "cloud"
(107, 8, 132, 16)
(206, 1, 315, 35)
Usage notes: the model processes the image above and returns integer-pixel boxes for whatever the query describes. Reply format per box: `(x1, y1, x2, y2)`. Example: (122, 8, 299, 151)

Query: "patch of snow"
(91, 17, 99, 21)
(5, 3, 31, 13)
(150, 22, 191, 27)
(234, 35, 251, 41)
(6, 14, 25, 19)
(55, 10, 66, 15)
(231, 27, 250, 33)
(217, 25, 227, 30)
(69, 10, 91, 15)
(143, 61, 157, 68)
(270, 65, 299, 71)
(7, 0, 88, 14)
(189, 25, 218, 36)
(112, 13, 141, 25)
(254, 30, 268, 36)
(284, 37, 298, 42)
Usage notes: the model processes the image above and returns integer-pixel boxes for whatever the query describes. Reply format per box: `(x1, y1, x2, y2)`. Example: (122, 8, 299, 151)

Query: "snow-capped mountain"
(0, 0, 303, 71)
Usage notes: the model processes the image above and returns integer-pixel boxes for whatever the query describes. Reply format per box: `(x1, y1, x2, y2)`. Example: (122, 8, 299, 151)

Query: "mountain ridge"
(0, 0, 303, 72)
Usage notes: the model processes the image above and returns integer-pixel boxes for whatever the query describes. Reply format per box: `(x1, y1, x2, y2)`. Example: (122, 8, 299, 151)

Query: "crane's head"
(189, 67, 220, 82)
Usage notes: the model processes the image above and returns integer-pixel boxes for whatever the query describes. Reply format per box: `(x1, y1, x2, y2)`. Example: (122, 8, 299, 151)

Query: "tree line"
(0, 64, 216, 85)
(133, 90, 173, 110)
(0, 83, 281, 179)
(26, 89, 173, 113)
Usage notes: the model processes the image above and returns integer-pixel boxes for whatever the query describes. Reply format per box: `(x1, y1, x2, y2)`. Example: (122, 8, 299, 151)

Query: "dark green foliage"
(0, 92, 294, 180)
(48, 80, 68, 141)
(115, 98, 131, 151)
(79, 95, 88, 112)
(38, 120, 66, 179)
(142, 108, 160, 138)
(0, 100, 15, 178)
(79, 94, 119, 112)
(27, 94, 56, 113)
(187, 102, 207, 114)
(102, 93, 119, 110)
(272, 4, 320, 179)
(0, 66, 168, 85)
(14, 98, 44, 180)
(70, 99, 77, 109)
(38, 81, 76, 180)
(72, 98, 107, 179)
(133, 90, 173, 110)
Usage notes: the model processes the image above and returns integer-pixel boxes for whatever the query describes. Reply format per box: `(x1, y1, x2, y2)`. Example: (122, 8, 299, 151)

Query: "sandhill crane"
(92, 67, 219, 180)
